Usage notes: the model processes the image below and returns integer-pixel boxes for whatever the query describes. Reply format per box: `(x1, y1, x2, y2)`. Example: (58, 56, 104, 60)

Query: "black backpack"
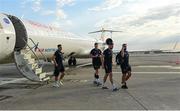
(116, 52, 123, 65)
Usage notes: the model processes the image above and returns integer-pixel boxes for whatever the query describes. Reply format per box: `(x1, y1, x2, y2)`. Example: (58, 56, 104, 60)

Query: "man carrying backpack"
(116, 44, 132, 89)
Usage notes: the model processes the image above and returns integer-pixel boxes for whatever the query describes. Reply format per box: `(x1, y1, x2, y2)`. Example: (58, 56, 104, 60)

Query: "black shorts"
(93, 62, 101, 70)
(54, 65, 65, 77)
(104, 64, 112, 74)
(121, 65, 131, 74)
(92, 59, 101, 69)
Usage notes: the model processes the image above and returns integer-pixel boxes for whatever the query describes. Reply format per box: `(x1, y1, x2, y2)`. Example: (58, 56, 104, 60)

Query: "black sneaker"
(93, 81, 98, 85)
(124, 85, 128, 89)
(102, 86, 108, 89)
(121, 82, 127, 89)
(121, 85, 128, 89)
(121, 85, 126, 89)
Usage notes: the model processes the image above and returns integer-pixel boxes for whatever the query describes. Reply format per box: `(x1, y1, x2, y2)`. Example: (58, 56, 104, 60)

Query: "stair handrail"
(28, 38, 48, 62)
(22, 39, 41, 65)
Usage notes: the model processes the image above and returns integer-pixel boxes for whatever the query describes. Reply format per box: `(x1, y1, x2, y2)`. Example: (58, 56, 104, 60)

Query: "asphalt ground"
(0, 55, 180, 110)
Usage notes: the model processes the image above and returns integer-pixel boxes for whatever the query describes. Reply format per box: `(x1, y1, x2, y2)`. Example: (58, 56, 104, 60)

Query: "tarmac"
(0, 54, 180, 110)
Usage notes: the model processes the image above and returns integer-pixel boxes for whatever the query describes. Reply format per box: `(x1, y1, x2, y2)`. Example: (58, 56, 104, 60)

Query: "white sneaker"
(113, 88, 118, 91)
(53, 82, 60, 88)
(97, 79, 102, 85)
(112, 85, 118, 91)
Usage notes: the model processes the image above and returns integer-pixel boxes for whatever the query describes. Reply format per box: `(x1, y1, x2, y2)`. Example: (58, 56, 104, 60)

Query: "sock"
(96, 75, 99, 79)
(122, 82, 125, 85)
(112, 84, 116, 89)
(94, 73, 96, 78)
(95, 74, 99, 79)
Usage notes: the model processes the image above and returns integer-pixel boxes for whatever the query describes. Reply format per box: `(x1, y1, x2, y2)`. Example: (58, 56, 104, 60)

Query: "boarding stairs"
(14, 38, 51, 82)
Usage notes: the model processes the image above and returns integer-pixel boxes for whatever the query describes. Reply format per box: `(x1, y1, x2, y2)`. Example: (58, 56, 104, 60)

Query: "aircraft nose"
(0, 14, 16, 63)
(0, 23, 7, 60)
(0, 33, 15, 63)
(0, 25, 15, 61)
(0, 33, 6, 60)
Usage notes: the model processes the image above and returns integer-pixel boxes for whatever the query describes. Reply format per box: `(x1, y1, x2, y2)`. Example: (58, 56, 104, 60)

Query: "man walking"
(52, 44, 65, 87)
(102, 40, 118, 91)
(117, 44, 132, 89)
(90, 43, 102, 86)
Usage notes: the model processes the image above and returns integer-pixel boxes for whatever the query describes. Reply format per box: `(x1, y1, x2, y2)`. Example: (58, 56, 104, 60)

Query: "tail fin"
(100, 32, 106, 42)
(88, 28, 122, 43)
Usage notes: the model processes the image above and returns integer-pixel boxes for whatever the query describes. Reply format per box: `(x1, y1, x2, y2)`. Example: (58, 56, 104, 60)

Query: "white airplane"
(1, 13, 179, 82)
(0, 13, 105, 82)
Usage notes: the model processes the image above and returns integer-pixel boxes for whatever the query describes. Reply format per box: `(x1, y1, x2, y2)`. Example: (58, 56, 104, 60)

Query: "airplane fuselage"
(0, 13, 104, 64)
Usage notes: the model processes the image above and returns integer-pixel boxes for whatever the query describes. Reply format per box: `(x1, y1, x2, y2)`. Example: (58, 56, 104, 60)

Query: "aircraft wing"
(88, 30, 122, 34)
(103, 30, 123, 33)
(88, 30, 103, 34)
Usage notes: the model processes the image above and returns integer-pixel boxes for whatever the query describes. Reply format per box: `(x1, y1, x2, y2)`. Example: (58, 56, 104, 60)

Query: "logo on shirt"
(3, 18, 10, 24)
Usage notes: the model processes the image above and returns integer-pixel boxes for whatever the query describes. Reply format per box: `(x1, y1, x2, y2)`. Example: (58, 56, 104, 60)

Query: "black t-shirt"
(54, 50, 64, 65)
(120, 50, 129, 66)
(90, 48, 102, 64)
(103, 48, 113, 65)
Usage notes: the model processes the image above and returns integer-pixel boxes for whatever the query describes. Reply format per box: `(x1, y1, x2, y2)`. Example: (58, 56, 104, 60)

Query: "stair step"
(21, 53, 32, 59)
(27, 63, 39, 70)
(35, 67, 42, 74)
(38, 73, 47, 79)
(25, 58, 35, 64)
(41, 76, 50, 81)
(46, 72, 53, 76)
(15, 50, 50, 82)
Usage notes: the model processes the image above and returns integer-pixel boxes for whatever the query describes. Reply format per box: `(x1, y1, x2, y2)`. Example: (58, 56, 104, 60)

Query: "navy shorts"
(93, 62, 101, 70)
(121, 65, 131, 74)
(104, 64, 112, 74)
(92, 60, 101, 70)
(54, 65, 65, 77)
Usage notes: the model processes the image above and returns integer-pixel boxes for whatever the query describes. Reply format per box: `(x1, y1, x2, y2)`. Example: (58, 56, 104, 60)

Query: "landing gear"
(68, 56, 76, 66)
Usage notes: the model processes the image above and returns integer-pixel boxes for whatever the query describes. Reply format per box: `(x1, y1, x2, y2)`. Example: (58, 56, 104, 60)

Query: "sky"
(0, 0, 180, 51)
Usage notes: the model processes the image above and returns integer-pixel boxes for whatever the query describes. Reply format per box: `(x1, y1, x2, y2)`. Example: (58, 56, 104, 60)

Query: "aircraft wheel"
(68, 58, 72, 66)
(72, 57, 76, 66)
(68, 57, 76, 66)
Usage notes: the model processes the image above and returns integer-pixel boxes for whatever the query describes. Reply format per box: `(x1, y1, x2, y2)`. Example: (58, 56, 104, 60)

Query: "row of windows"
(26, 25, 71, 38)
